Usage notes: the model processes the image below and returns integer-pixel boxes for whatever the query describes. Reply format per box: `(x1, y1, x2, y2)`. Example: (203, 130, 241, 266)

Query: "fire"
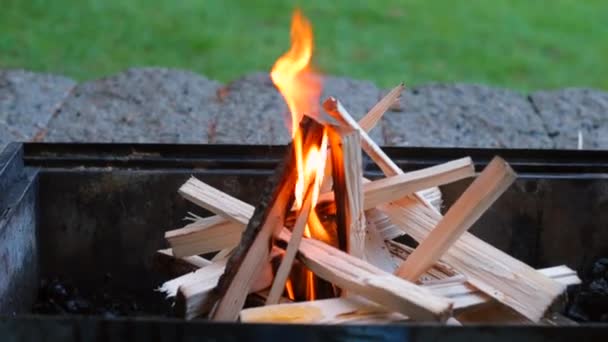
(270, 10, 330, 300)
(271, 10, 329, 242)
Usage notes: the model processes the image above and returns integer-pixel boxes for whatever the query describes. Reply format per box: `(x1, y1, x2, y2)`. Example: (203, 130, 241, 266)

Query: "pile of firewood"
(156, 86, 580, 324)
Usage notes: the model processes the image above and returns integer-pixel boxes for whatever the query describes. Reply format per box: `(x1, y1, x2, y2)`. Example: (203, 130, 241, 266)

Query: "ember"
(158, 9, 580, 324)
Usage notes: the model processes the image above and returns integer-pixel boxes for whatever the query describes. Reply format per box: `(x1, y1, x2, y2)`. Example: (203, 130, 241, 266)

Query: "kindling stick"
(395, 157, 516, 281)
(322, 97, 565, 322)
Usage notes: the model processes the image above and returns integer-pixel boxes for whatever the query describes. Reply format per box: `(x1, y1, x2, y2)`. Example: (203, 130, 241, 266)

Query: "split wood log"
(323, 97, 566, 322)
(277, 230, 453, 321)
(266, 181, 316, 305)
(386, 241, 457, 280)
(365, 207, 404, 240)
(363, 209, 398, 273)
(361, 157, 473, 210)
(357, 84, 443, 212)
(165, 217, 242, 257)
(200, 118, 325, 321)
(328, 127, 365, 257)
(380, 197, 566, 321)
(173, 157, 470, 257)
(241, 296, 407, 324)
(239, 265, 579, 324)
(395, 156, 516, 281)
(171, 255, 276, 319)
(358, 83, 404, 133)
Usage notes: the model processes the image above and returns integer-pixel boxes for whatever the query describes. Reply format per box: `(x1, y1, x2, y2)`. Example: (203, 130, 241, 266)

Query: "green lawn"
(2, 0, 607, 90)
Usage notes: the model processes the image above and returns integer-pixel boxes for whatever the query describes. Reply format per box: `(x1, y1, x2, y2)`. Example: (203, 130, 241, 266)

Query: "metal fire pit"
(1, 142, 607, 341)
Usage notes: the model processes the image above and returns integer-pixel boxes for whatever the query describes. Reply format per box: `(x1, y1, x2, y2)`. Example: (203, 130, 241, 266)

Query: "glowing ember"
(270, 9, 330, 300)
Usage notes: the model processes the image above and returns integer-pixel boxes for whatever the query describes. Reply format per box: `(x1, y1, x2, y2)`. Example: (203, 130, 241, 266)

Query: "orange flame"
(271, 10, 329, 242)
(271, 10, 330, 301)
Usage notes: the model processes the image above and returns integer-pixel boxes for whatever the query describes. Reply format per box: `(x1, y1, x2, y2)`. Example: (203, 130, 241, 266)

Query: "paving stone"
(0, 70, 75, 149)
(530, 88, 608, 149)
(381, 83, 553, 148)
(212, 72, 290, 144)
(44, 68, 222, 143)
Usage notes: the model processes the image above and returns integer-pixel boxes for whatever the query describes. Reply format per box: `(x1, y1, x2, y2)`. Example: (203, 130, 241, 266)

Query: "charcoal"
(566, 257, 608, 322)
(32, 275, 173, 317)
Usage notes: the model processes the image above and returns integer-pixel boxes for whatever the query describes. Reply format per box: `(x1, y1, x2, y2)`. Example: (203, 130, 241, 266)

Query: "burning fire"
(270, 10, 329, 300)
(270, 10, 329, 242)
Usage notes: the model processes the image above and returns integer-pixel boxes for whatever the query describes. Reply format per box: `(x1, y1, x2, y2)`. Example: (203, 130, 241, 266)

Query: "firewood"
(395, 157, 516, 281)
(160, 258, 228, 299)
(175, 157, 466, 257)
(323, 97, 405, 182)
(239, 265, 579, 324)
(323, 97, 566, 322)
(172, 256, 275, 319)
(355, 95, 443, 211)
(358, 83, 404, 133)
(386, 241, 457, 280)
(328, 127, 365, 257)
(165, 217, 242, 257)
(314, 157, 474, 210)
(240, 296, 407, 324)
(362, 157, 474, 210)
(246, 289, 293, 308)
(381, 198, 566, 321)
(365, 207, 404, 240)
(277, 230, 453, 321)
(179, 179, 253, 226)
(202, 118, 326, 321)
(266, 181, 316, 305)
(363, 209, 398, 273)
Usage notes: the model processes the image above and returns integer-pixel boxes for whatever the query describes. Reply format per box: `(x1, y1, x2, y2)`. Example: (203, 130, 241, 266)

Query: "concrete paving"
(1, 67, 607, 151)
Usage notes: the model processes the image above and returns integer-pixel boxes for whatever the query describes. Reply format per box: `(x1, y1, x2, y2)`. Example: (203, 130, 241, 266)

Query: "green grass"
(2, 0, 607, 90)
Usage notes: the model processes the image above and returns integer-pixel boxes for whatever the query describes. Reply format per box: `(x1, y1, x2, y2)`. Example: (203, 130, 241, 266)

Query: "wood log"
(387, 240, 458, 281)
(361, 157, 473, 210)
(239, 265, 579, 324)
(395, 156, 516, 281)
(358, 83, 404, 133)
(179, 179, 253, 225)
(363, 209, 398, 272)
(199, 118, 325, 321)
(380, 198, 566, 321)
(328, 127, 365, 257)
(278, 230, 453, 321)
(356, 96, 444, 212)
(266, 181, 316, 305)
(172, 256, 275, 319)
(241, 296, 407, 324)
(165, 217, 242, 257)
(323, 97, 566, 322)
(174, 157, 466, 257)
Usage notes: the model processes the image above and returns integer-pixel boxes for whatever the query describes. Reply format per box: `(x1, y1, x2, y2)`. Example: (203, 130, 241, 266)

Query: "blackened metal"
(23, 143, 608, 176)
(0, 143, 38, 315)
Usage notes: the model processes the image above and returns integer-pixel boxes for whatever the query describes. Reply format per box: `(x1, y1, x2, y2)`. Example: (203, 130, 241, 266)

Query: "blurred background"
(2, 0, 607, 90)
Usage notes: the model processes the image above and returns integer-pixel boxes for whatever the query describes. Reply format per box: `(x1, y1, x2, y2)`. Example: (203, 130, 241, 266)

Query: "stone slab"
(0, 70, 75, 148)
(381, 83, 553, 148)
(530, 88, 608, 149)
(44, 68, 222, 143)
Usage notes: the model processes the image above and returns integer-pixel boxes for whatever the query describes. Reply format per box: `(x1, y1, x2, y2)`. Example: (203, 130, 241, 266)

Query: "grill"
(1, 142, 607, 341)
